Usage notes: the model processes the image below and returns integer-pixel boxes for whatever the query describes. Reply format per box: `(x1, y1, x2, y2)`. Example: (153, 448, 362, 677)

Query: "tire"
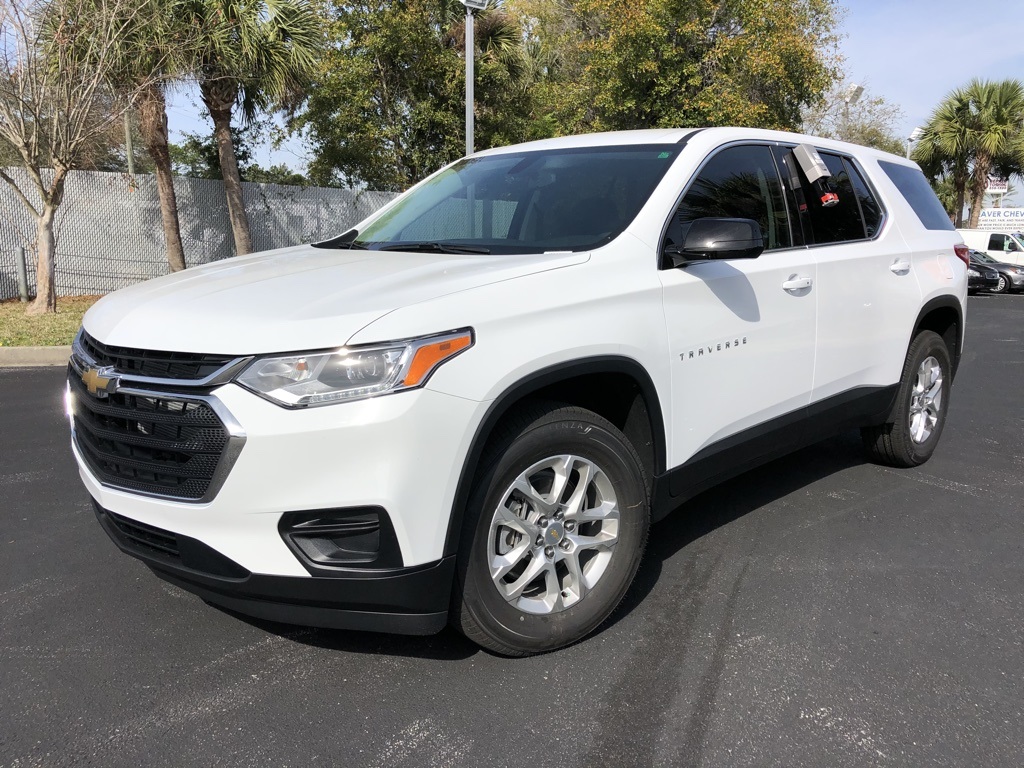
(993, 274, 1010, 294)
(861, 330, 952, 468)
(451, 402, 650, 656)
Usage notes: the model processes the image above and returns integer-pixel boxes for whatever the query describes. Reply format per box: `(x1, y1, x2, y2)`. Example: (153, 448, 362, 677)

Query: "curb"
(0, 346, 72, 368)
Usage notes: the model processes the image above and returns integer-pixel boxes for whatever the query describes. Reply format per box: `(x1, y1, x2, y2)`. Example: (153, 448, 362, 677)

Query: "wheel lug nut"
(565, 521, 575, 531)
(554, 511, 563, 520)
(538, 516, 548, 527)
(544, 546, 555, 558)
(535, 535, 544, 546)
(559, 539, 571, 550)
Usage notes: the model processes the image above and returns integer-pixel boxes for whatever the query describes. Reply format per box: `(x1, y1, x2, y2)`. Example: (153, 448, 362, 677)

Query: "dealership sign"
(977, 208, 1024, 230)
(987, 176, 1009, 194)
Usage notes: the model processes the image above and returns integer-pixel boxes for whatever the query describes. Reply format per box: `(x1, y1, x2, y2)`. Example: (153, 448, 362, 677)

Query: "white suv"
(67, 128, 967, 655)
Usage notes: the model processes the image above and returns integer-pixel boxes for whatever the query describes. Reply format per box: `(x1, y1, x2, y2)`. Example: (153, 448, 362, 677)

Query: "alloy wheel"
(487, 454, 619, 614)
(908, 355, 943, 444)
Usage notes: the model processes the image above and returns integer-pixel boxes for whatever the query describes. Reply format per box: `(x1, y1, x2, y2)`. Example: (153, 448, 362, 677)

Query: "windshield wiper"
(378, 241, 491, 255)
(312, 230, 368, 250)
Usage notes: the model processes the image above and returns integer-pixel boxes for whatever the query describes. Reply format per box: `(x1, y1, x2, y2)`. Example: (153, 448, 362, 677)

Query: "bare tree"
(0, 0, 169, 314)
(802, 82, 906, 156)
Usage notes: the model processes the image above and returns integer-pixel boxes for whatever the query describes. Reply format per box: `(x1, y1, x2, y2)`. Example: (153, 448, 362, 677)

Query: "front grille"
(79, 331, 237, 381)
(70, 372, 230, 500)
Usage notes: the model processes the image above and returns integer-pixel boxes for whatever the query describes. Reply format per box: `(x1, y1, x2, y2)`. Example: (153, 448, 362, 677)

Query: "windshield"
(351, 145, 681, 254)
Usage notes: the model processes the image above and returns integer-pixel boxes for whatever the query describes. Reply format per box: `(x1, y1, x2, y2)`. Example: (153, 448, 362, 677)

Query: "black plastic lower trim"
(651, 384, 898, 520)
(93, 502, 454, 635)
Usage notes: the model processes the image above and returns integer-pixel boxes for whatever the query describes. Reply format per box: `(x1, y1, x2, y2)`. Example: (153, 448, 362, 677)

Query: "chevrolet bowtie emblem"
(82, 366, 118, 398)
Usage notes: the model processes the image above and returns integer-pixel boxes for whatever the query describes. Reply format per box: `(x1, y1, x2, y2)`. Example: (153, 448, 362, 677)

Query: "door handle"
(890, 260, 911, 275)
(782, 276, 813, 292)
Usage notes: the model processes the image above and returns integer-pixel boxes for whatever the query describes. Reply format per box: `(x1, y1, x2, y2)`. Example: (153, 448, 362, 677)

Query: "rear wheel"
(452, 403, 649, 656)
(862, 330, 951, 468)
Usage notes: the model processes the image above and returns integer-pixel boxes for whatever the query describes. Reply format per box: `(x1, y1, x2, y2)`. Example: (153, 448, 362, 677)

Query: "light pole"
(906, 126, 924, 159)
(842, 83, 864, 139)
(460, 0, 488, 156)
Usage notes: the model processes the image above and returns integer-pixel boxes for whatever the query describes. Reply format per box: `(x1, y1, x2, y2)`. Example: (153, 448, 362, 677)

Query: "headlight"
(967, 268, 979, 276)
(237, 329, 473, 407)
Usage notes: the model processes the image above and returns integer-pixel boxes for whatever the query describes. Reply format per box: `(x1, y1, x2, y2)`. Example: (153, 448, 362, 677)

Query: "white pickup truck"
(67, 127, 967, 655)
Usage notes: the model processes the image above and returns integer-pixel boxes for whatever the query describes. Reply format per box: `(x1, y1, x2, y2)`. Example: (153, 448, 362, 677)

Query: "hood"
(83, 244, 589, 354)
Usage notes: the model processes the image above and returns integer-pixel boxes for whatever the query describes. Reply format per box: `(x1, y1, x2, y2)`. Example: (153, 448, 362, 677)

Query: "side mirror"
(664, 217, 765, 265)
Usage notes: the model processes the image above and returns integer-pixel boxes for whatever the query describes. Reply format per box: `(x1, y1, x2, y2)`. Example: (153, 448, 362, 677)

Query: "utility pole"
(460, 0, 488, 156)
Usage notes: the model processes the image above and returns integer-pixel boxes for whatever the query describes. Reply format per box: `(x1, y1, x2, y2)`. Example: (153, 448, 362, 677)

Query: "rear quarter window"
(878, 161, 955, 231)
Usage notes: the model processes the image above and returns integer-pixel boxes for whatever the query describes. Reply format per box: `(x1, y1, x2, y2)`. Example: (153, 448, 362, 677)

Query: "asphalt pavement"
(1, 294, 1022, 768)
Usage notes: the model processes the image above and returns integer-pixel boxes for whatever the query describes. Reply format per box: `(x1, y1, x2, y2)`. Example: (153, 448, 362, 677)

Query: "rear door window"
(844, 159, 884, 238)
(790, 151, 872, 244)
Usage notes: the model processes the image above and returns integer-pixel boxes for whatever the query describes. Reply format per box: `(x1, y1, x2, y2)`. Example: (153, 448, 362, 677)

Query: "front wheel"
(993, 274, 1010, 294)
(452, 403, 649, 656)
(862, 330, 952, 468)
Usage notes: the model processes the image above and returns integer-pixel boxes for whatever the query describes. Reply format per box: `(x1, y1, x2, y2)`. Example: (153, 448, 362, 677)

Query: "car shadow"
(223, 431, 868, 659)
(599, 429, 869, 633)
(214, 606, 481, 660)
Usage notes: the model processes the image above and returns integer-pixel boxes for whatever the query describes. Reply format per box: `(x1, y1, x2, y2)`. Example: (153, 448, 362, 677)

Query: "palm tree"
(445, 4, 529, 87)
(962, 79, 1024, 227)
(186, 0, 321, 257)
(914, 87, 973, 227)
(914, 79, 1024, 228)
(99, 0, 199, 272)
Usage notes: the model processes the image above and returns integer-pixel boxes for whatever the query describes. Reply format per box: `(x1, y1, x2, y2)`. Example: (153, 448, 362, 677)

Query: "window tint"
(989, 234, 1005, 251)
(844, 158, 884, 237)
(670, 144, 791, 254)
(878, 161, 955, 231)
(794, 152, 866, 244)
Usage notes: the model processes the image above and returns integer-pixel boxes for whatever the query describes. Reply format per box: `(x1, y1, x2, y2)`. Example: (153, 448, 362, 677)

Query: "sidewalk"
(0, 346, 72, 367)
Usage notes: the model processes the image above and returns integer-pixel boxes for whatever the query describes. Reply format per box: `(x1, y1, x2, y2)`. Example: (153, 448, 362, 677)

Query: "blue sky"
(166, 0, 1024, 172)
(840, 0, 1024, 141)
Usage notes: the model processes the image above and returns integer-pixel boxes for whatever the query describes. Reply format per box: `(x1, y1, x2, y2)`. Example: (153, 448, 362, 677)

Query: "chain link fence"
(0, 169, 396, 300)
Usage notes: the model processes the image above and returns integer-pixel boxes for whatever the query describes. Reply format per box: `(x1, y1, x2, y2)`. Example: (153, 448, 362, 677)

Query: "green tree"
(170, 120, 307, 185)
(187, 0, 321, 255)
(511, 0, 841, 134)
(169, 120, 262, 179)
(913, 87, 973, 227)
(244, 163, 307, 185)
(294, 0, 535, 191)
(914, 79, 1024, 228)
(960, 79, 1024, 228)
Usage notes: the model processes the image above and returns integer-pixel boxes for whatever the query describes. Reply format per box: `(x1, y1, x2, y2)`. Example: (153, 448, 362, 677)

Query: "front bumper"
(72, 382, 483, 574)
(70, 370, 487, 632)
(93, 500, 456, 634)
(968, 274, 1000, 290)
